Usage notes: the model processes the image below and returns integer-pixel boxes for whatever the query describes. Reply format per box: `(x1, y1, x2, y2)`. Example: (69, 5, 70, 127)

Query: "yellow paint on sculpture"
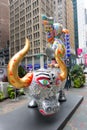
(55, 44, 67, 81)
(7, 38, 33, 89)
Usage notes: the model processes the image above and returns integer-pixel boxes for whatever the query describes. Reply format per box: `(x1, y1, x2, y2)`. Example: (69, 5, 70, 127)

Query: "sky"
(84, 0, 87, 8)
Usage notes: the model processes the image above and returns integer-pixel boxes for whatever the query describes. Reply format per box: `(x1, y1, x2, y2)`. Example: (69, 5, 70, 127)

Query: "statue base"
(0, 93, 83, 130)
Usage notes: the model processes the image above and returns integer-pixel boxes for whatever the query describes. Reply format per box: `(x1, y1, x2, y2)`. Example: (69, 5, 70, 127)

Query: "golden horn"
(55, 44, 67, 81)
(7, 38, 33, 89)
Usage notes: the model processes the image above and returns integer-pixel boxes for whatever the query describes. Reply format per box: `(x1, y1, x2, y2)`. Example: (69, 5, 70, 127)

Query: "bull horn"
(55, 44, 67, 81)
(7, 38, 33, 89)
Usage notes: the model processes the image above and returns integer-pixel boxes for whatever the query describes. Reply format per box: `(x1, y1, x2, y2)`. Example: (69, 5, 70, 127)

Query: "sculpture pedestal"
(0, 93, 83, 130)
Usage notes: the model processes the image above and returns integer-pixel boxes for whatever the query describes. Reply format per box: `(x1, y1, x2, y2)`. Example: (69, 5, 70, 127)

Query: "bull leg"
(58, 89, 66, 102)
(28, 97, 37, 108)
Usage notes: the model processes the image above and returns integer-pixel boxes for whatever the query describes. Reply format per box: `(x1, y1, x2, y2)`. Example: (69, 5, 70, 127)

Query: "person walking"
(65, 69, 71, 90)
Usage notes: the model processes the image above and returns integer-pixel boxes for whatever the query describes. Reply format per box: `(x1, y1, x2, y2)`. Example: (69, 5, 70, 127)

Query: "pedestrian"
(65, 70, 71, 90)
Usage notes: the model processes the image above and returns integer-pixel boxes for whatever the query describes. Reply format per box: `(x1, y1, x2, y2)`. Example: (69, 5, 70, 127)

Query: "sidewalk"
(0, 85, 87, 130)
(0, 96, 29, 115)
(63, 85, 87, 130)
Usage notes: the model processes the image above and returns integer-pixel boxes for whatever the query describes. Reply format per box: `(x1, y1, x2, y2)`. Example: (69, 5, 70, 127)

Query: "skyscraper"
(77, 0, 86, 49)
(72, 0, 87, 54)
(54, 0, 75, 54)
(0, 0, 9, 49)
(9, 0, 54, 69)
(66, 0, 75, 54)
(72, 0, 79, 54)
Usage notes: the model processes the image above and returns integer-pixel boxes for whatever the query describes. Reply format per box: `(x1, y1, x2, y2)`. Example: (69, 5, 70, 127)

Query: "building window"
(27, 27, 32, 34)
(26, 5, 31, 13)
(85, 9, 87, 24)
(33, 32, 40, 39)
(26, 0, 31, 5)
(27, 57, 32, 64)
(26, 20, 32, 27)
(34, 48, 40, 54)
(20, 3, 25, 10)
(58, 0, 62, 3)
(26, 13, 31, 20)
(33, 24, 39, 31)
(20, 10, 25, 17)
(86, 41, 87, 47)
(20, 23, 25, 31)
(20, 31, 25, 37)
(20, 17, 25, 24)
(34, 40, 40, 47)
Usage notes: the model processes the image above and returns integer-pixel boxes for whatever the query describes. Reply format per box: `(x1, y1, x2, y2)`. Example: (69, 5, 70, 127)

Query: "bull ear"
(7, 38, 33, 89)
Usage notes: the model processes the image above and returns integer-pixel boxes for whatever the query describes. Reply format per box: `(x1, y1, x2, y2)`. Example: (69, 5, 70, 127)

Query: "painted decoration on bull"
(7, 15, 68, 116)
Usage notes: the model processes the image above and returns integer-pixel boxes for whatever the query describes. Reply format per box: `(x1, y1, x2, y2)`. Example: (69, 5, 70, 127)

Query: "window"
(58, 0, 62, 3)
(27, 27, 32, 34)
(33, 32, 40, 39)
(26, 5, 31, 13)
(26, 0, 31, 5)
(20, 3, 25, 10)
(20, 10, 25, 17)
(34, 48, 40, 54)
(26, 20, 31, 27)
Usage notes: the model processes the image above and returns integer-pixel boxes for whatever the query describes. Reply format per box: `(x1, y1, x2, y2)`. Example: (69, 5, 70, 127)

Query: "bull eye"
(39, 79, 49, 86)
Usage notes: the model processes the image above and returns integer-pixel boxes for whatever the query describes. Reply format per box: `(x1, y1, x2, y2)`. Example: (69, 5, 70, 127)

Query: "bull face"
(28, 68, 61, 116)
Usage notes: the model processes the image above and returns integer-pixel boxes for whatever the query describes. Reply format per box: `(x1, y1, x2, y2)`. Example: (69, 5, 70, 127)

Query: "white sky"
(84, 0, 87, 8)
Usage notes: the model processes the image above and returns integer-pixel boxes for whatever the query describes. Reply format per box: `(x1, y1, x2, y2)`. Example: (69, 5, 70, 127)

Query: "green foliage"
(7, 84, 25, 99)
(7, 85, 15, 99)
(70, 64, 85, 88)
(18, 65, 27, 78)
(0, 91, 5, 101)
(18, 88, 25, 96)
(9, 91, 15, 99)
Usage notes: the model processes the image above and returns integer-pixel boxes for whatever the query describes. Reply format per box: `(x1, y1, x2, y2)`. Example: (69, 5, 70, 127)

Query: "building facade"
(85, 8, 87, 47)
(77, 0, 86, 49)
(0, 0, 9, 49)
(0, 47, 9, 65)
(9, 0, 54, 70)
(66, 0, 75, 54)
(72, 0, 87, 65)
(0, 0, 9, 65)
(72, 0, 79, 54)
(55, 0, 67, 27)
(54, 0, 75, 54)
(72, 0, 87, 55)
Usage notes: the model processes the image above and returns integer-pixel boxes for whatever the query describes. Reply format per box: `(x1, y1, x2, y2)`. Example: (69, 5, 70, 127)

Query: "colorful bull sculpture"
(7, 15, 68, 116)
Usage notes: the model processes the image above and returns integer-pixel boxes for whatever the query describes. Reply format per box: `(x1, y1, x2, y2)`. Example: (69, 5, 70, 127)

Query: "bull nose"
(46, 107, 51, 112)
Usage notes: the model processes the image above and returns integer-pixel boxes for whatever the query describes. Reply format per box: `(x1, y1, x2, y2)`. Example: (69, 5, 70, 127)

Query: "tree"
(18, 65, 27, 78)
(69, 64, 85, 88)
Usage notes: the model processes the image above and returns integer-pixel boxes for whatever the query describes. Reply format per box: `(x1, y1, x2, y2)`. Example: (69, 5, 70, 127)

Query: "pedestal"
(0, 93, 83, 130)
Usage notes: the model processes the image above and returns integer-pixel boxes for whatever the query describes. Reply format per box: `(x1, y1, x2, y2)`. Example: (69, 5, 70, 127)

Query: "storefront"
(34, 64, 40, 70)
(27, 64, 33, 71)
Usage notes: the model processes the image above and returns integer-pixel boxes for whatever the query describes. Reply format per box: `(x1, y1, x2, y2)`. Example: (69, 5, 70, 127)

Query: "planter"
(73, 76, 85, 88)
(0, 82, 9, 98)
(0, 91, 5, 101)
(69, 65, 85, 88)
(7, 85, 25, 99)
